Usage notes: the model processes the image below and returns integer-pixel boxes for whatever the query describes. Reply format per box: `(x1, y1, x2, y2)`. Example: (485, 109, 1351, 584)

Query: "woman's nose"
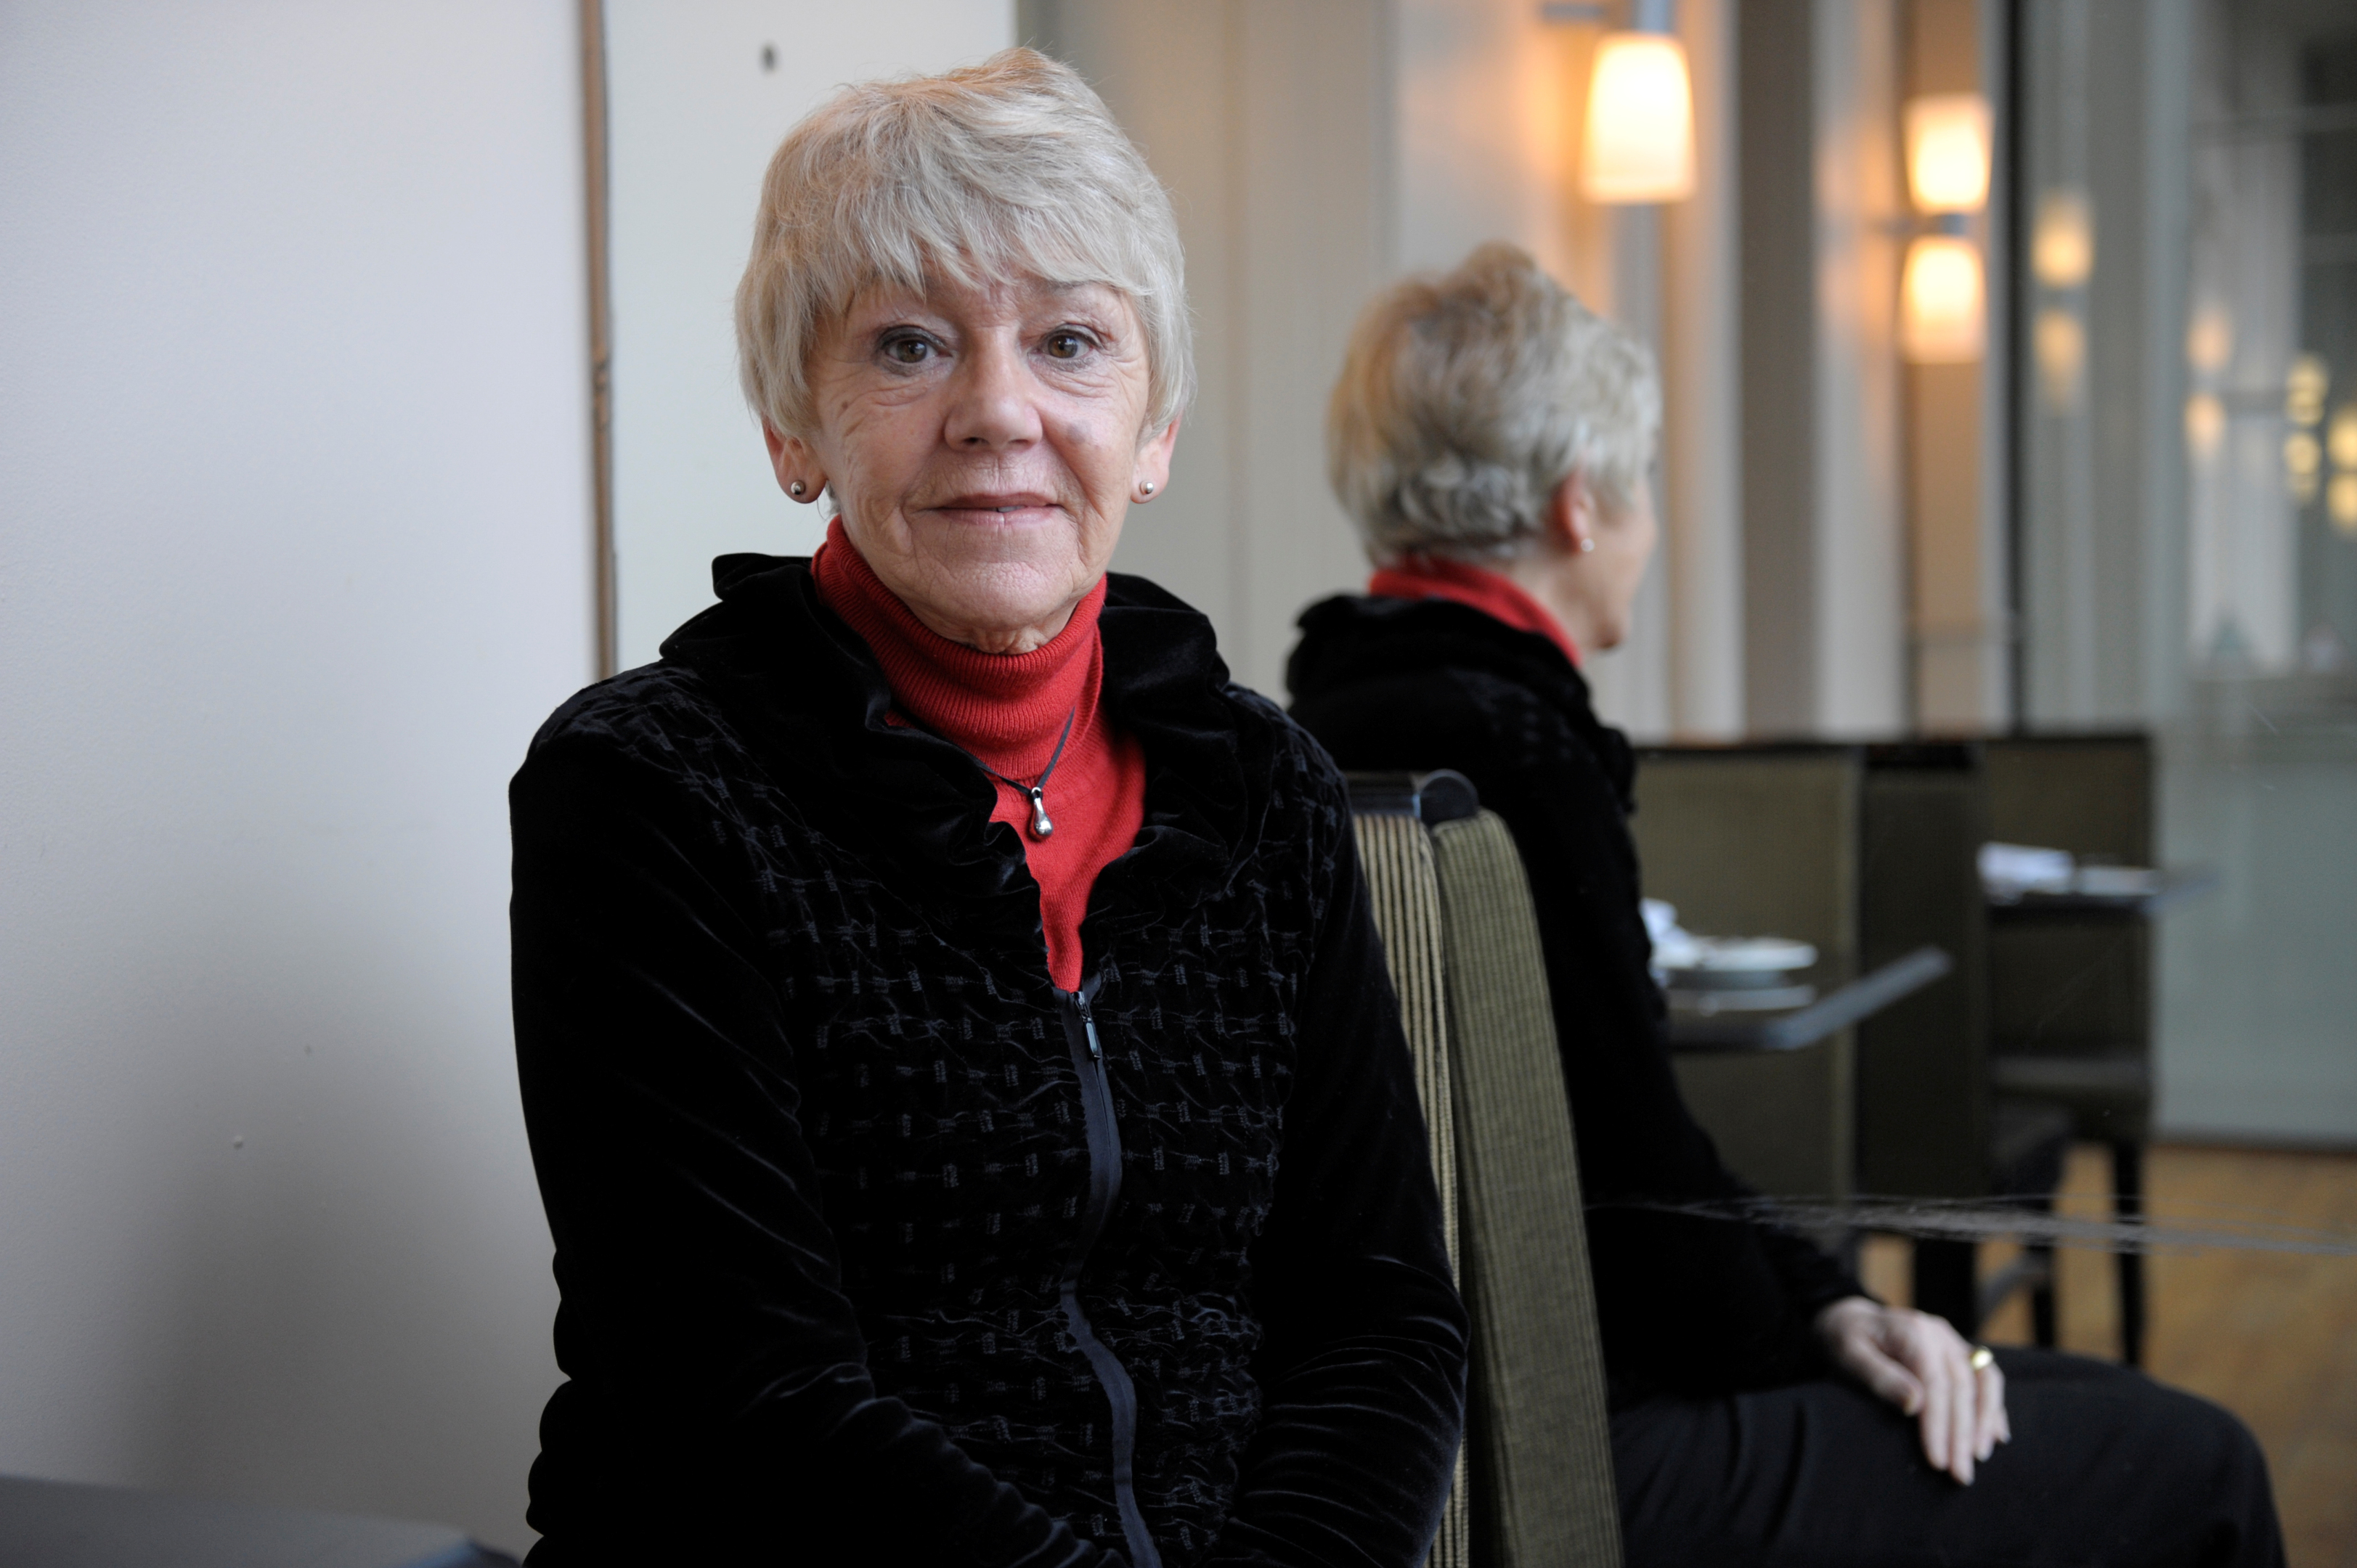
(944, 332, 1043, 449)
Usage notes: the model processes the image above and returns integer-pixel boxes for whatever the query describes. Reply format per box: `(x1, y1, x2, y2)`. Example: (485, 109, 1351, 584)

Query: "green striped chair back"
(1351, 777, 1621, 1568)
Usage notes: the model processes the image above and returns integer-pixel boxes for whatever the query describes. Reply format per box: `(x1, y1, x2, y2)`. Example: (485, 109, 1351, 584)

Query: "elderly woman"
(1287, 244, 2282, 1567)
(510, 52, 1464, 1568)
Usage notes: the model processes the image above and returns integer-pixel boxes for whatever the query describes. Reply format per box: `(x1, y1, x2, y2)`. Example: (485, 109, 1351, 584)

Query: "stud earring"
(789, 481, 807, 499)
(1138, 480, 1157, 499)
(1579, 536, 1596, 553)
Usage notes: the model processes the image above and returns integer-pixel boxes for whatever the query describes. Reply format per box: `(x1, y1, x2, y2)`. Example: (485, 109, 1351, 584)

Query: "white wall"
(1660, 0, 1747, 740)
(0, 1, 590, 1551)
(1033, 0, 1392, 701)
(606, 1, 1015, 670)
(1810, 0, 1910, 737)
(1393, 0, 1574, 282)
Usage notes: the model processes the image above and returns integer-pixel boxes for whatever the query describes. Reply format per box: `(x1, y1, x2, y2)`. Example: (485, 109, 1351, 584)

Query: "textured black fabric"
(510, 558, 1466, 1567)
(1287, 595, 1860, 1405)
(1613, 1347, 2285, 1567)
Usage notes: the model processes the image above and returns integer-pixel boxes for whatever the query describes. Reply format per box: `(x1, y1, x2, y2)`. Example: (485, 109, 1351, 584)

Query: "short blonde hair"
(736, 48, 1192, 442)
(1328, 242, 1659, 563)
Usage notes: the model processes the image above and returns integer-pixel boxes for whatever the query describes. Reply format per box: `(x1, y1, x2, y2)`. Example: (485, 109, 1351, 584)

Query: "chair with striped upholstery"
(1348, 772, 1621, 1568)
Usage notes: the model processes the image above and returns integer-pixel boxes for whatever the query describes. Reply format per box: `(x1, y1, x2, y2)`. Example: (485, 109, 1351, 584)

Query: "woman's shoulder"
(1230, 680, 1356, 814)
(1095, 571, 1354, 862)
(1292, 596, 1597, 750)
(524, 658, 740, 774)
(510, 661, 778, 849)
(1099, 569, 1332, 778)
(1289, 596, 1645, 845)
(521, 559, 874, 791)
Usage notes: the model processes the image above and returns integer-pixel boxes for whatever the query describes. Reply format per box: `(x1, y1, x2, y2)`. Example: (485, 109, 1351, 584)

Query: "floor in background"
(1857, 1143, 2357, 1568)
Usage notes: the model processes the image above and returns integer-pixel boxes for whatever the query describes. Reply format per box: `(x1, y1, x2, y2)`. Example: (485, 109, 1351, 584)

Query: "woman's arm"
(1209, 780, 1470, 1568)
(511, 713, 1104, 1565)
(1436, 690, 1863, 1395)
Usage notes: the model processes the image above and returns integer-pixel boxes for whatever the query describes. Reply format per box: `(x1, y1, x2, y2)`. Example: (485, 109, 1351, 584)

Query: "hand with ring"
(1816, 1297, 2011, 1483)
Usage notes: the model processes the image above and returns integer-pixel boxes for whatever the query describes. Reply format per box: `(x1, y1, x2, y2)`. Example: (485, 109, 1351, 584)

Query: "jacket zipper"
(1057, 979, 1162, 1568)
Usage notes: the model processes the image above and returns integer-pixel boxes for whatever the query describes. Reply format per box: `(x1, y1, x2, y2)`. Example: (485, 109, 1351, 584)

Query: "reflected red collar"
(1366, 555, 1579, 665)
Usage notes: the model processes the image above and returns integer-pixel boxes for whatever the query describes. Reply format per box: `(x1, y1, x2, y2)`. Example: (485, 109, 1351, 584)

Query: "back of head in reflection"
(1287, 241, 2283, 1564)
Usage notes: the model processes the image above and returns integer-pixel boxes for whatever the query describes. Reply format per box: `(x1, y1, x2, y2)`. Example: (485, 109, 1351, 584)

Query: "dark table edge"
(1668, 946, 1954, 1053)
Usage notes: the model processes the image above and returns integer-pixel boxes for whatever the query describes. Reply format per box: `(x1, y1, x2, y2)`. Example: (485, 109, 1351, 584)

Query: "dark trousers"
(1613, 1349, 2284, 1568)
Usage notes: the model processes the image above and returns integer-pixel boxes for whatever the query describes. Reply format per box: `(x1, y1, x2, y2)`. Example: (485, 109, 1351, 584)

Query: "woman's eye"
(1044, 331, 1089, 361)
(883, 335, 934, 366)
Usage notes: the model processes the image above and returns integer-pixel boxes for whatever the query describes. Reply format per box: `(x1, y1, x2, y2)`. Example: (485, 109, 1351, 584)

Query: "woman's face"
(768, 272, 1178, 654)
(1582, 477, 1659, 651)
(1526, 468, 1659, 655)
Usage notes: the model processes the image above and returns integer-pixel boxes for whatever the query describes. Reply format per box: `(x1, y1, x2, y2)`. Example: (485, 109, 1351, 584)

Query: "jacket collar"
(658, 555, 1266, 938)
(1287, 591, 1637, 814)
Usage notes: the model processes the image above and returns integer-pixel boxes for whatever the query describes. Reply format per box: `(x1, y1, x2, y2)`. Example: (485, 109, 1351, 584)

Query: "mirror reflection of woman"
(510, 52, 1465, 1567)
(1287, 242, 2284, 1568)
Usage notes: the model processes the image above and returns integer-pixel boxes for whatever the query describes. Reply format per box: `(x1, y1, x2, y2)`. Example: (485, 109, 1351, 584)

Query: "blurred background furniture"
(1980, 732, 2202, 1368)
(0, 1474, 516, 1568)
(1858, 744, 2073, 1344)
(1635, 743, 2076, 1342)
(1351, 772, 1621, 1568)
(1631, 748, 1865, 1212)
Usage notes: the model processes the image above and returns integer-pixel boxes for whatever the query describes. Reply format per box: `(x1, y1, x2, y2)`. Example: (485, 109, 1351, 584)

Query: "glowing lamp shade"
(2032, 191, 2095, 287)
(2331, 473, 2357, 534)
(2185, 393, 2226, 464)
(2287, 355, 2329, 428)
(1581, 33, 1696, 204)
(2187, 305, 2234, 375)
(1901, 235, 1984, 363)
(1905, 94, 1991, 213)
(2329, 406, 2357, 470)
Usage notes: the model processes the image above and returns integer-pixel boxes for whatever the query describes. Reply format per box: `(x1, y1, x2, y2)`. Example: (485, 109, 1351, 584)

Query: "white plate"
(1674, 936, 1817, 975)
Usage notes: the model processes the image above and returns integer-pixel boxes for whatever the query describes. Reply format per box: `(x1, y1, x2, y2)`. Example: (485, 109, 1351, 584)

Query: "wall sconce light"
(1898, 93, 1989, 364)
(2035, 307, 2086, 412)
(2328, 391, 2357, 530)
(2187, 303, 2233, 376)
(1901, 236, 1985, 363)
(2287, 354, 2331, 504)
(2327, 404, 2357, 470)
(2032, 190, 2094, 289)
(2287, 430, 2322, 505)
(2186, 393, 2226, 464)
(2330, 474, 2357, 534)
(2287, 354, 2329, 428)
(1905, 94, 1991, 214)
(1580, 1, 1695, 205)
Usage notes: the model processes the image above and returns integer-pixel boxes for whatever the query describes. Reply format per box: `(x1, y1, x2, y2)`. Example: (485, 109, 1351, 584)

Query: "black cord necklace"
(958, 706, 1078, 840)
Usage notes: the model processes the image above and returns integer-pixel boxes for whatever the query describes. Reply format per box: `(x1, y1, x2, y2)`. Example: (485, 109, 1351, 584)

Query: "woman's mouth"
(929, 493, 1060, 523)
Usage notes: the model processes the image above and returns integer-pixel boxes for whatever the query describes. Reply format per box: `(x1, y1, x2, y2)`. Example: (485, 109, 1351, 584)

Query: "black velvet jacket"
(510, 558, 1465, 1567)
(1287, 595, 1860, 1408)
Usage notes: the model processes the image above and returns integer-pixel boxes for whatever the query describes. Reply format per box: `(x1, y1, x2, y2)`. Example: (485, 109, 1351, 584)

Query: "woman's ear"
(763, 420, 825, 502)
(1548, 470, 1600, 555)
(1133, 414, 1182, 501)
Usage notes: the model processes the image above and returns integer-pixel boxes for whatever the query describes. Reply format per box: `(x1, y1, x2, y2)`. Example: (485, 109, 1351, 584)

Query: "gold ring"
(1970, 1345, 1995, 1371)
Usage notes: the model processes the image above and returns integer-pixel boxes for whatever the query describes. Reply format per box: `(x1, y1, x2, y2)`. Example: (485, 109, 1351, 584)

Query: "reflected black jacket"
(510, 557, 1465, 1567)
(1287, 594, 1859, 1407)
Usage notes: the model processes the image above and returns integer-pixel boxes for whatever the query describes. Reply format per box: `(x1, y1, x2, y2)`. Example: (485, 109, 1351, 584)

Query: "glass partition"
(2014, 0, 2357, 1141)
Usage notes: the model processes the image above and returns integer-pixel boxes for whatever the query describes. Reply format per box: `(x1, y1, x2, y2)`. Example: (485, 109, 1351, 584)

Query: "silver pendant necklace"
(961, 707, 1078, 840)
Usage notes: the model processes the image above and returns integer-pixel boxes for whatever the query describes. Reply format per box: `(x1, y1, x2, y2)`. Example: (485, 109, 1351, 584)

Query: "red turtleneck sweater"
(1367, 554, 1581, 665)
(813, 519, 1147, 991)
